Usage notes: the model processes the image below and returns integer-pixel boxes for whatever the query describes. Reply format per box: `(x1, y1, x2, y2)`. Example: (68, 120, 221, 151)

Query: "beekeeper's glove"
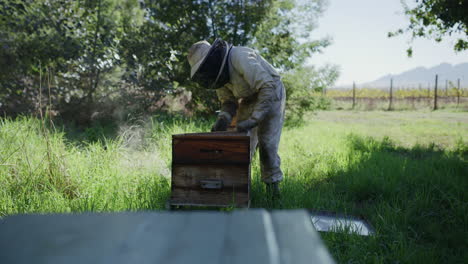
(236, 119, 258, 132)
(211, 116, 229, 131)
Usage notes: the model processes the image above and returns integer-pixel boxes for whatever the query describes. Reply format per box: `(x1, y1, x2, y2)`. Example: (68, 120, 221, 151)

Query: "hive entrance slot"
(200, 179, 224, 189)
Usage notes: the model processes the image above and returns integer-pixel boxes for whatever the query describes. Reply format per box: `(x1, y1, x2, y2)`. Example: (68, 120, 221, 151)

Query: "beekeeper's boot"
(266, 182, 281, 199)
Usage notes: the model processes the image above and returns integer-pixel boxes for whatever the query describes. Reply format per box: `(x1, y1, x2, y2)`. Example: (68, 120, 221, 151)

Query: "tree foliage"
(0, 0, 83, 112)
(390, 0, 468, 56)
(282, 64, 339, 125)
(0, 0, 136, 119)
(120, 0, 274, 112)
(0, 0, 337, 123)
(252, 0, 330, 70)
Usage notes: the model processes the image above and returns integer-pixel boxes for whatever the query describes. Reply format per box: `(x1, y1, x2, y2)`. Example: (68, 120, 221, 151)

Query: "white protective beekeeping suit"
(218, 47, 286, 184)
(188, 41, 286, 184)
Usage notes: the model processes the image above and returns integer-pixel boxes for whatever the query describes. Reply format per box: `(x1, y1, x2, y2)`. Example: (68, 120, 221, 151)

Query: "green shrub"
(282, 65, 338, 126)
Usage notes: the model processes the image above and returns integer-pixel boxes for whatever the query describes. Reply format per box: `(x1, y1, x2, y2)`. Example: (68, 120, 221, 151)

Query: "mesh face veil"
(192, 39, 233, 89)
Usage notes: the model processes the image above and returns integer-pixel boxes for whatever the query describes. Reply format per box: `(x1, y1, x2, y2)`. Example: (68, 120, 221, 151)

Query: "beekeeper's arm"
(213, 86, 237, 131)
(232, 50, 277, 131)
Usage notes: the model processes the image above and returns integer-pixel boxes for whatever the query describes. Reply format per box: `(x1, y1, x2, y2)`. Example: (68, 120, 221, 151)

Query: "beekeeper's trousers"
(237, 78, 286, 183)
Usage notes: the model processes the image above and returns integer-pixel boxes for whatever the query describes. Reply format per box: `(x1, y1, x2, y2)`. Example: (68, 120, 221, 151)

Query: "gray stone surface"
(0, 209, 334, 264)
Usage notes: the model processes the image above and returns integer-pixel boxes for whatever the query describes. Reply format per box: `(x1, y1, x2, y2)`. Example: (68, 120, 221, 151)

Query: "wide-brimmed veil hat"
(188, 40, 211, 78)
(187, 39, 232, 89)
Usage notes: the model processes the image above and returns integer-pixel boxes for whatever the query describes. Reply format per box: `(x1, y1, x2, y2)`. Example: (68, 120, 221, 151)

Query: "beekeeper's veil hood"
(188, 39, 232, 89)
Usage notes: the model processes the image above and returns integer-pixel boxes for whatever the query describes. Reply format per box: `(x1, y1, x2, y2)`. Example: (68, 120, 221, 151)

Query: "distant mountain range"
(337, 63, 468, 89)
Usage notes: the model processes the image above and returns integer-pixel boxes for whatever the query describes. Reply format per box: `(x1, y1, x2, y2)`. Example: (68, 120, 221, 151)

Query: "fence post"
(445, 79, 448, 97)
(434, 74, 438, 110)
(388, 78, 393, 111)
(427, 83, 430, 98)
(418, 83, 422, 98)
(457, 78, 461, 107)
(352, 82, 356, 109)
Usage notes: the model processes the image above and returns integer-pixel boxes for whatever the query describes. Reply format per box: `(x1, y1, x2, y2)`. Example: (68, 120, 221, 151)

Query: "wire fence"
(326, 76, 467, 111)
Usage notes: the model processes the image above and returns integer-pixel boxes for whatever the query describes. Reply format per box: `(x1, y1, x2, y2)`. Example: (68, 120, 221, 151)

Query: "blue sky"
(308, 0, 468, 86)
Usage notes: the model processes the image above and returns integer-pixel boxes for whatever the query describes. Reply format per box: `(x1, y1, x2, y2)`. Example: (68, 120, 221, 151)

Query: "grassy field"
(1, 111, 467, 263)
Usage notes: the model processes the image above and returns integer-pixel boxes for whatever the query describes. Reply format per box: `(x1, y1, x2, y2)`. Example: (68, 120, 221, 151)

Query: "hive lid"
(173, 131, 250, 140)
(309, 210, 375, 236)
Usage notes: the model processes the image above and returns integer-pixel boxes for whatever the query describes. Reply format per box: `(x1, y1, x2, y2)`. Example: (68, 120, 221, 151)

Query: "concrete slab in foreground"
(0, 209, 334, 264)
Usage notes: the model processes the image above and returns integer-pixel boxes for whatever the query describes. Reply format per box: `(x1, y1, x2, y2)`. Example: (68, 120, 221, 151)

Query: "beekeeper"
(187, 39, 286, 197)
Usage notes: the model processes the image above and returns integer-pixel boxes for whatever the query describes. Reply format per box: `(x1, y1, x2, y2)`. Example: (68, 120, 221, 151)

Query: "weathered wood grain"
(172, 164, 249, 187)
(173, 131, 248, 138)
(271, 210, 335, 264)
(171, 132, 252, 207)
(173, 138, 250, 164)
(0, 210, 336, 264)
(171, 163, 250, 207)
(171, 188, 249, 207)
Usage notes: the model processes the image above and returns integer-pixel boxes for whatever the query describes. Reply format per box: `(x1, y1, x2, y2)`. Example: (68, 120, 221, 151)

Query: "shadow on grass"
(250, 134, 467, 263)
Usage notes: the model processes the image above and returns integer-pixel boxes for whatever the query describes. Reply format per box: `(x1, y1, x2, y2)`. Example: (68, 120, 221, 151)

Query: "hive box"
(169, 132, 252, 208)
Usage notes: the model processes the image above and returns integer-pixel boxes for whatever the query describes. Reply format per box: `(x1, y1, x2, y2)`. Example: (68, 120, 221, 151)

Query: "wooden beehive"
(169, 131, 251, 208)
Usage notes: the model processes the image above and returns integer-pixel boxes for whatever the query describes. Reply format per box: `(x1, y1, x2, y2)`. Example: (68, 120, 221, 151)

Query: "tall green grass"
(0, 115, 211, 215)
(1, 111, 467, 263)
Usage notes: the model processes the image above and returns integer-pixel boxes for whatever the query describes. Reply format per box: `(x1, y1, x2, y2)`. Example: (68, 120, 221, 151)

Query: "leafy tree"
(56, 0, 138, 123)
(282, 64, 339, 125)
(252, 0, 330, 70)
(0, 0, 138, 119)
(390, 0, 468, 56)
(0, 0, 338, 123)
(252, 0, 336, 124)
(0, 0, 82, 105)
(120, 0, 273, 113)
